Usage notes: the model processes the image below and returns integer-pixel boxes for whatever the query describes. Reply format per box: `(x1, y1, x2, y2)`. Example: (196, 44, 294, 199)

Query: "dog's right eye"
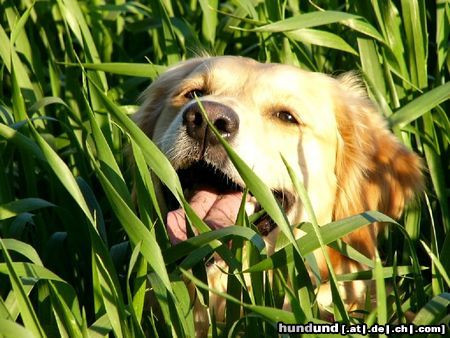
(276, 111, 300, 125)
(184, 89, 205, 99)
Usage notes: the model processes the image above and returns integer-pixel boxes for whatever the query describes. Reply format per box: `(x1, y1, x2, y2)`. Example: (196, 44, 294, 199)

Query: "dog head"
(135, 56, 422, 252)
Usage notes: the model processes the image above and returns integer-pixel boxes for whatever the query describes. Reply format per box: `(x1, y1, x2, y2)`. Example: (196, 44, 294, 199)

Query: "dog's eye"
(276, 111, 299, 125)
(184, 89, 205, 99)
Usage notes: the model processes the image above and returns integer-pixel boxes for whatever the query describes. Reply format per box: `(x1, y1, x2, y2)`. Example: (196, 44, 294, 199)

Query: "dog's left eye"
(276, 111, 299, 124)
(184, 89, 205, 99)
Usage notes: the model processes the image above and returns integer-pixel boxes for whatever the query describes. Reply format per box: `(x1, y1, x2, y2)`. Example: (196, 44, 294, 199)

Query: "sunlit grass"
(0, 0, 449, 336)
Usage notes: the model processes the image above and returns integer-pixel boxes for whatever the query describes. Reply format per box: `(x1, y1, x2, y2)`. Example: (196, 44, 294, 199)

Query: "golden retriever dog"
(134, 56, 422, 331)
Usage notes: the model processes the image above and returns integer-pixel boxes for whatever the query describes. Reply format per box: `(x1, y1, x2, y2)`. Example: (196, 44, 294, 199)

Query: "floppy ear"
(332, 73, 423, 258)
(134, 58, 207, 138)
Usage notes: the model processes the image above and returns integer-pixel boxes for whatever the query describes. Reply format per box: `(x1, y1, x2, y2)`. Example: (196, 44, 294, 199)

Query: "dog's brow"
(177, 77, 205, 93)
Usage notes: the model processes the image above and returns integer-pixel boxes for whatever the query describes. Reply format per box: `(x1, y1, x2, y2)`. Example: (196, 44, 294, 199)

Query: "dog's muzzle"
(165, 100, 294, 244)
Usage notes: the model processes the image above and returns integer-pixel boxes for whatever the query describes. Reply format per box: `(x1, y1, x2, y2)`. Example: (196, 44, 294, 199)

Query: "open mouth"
(165, 160, 295, 244)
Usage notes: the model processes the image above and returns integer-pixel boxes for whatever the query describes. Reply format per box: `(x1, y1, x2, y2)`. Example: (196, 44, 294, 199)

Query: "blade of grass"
(66, 62, 166, 78)
(388, 82, 450, 127)
(94, 253, 129, 338)
(131, 140, 166, 242)
(420, 240, 450, 288)
(287, 29, 358, 55)
(9, 1, 34, 47)
(87, 74, 183, 199)
(181, 268, 297, 324)
(56, 0, 107, 89)
(171, 277, 196, 337)
(199, 0, 218, 47)
(0, 319, 35, 338)
(357, 37, 388, 99)
(413, 293, 450, 325)
(0, 198, 54, 221)
(374, 251, 387, 325)
(48, 282, 83, 338)
(247, 211, 397, 272)
(0, 239, 43, 266)
(0, 262, 80, 314)
(2, 284, 34, 323)
(91, 160, 172, 293)
(125, 242, 146, 338)
(252, 11, 360, 32)
(283, 247, 312, 322)
(337, 265, 425, 282)
(328, 240, 374, 269)
(0, 239, 46, 337)
(87, 313, 112, 338)
(281, 155, 348, 322)
(27, 121, 94, 223)
(436, 0, 450, 73)
(401, 0, 428, 88)
(197, 98, 301, 257)
(165, 225, 264, 266)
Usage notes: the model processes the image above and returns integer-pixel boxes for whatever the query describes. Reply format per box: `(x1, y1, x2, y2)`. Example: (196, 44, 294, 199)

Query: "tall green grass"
(0, 0, 449, 336)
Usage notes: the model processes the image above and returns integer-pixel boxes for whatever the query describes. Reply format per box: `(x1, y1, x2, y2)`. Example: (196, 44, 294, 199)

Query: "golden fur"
(135, 56, 422, 332)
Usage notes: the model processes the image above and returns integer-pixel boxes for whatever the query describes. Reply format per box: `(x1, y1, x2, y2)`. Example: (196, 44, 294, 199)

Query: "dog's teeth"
(249, 196, 262, 212)
(245, 198, 261, 215)
(245, 201, 257, 216)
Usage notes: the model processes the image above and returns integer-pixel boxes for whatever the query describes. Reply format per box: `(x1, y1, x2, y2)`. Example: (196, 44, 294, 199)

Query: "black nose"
(182, 101, 239, 145)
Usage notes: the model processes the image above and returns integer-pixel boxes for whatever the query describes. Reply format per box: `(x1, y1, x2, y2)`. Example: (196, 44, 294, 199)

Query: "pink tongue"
(166, 188, 244, 245)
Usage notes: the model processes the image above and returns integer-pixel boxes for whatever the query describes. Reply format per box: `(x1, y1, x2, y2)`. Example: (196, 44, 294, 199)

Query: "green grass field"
(0, 0, 449, 337)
